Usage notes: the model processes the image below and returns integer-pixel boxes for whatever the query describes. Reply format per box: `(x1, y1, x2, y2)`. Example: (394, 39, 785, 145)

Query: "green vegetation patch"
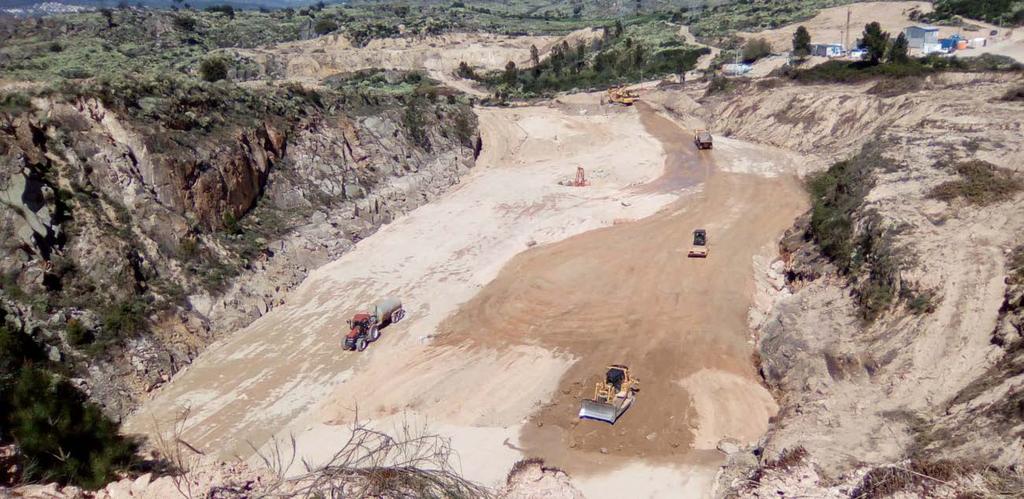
(928, 0, 1024, 27)
(928, 159, 1022, 205)
(776, 54, 1022, 85)
(806, 145, 919, 321)
(675, 0, 855, 42)
(0, 319, 138, 489)
(471, 18, 708, 100)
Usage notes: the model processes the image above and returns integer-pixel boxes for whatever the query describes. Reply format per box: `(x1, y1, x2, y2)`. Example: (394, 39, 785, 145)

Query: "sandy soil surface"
(232, 32, 555, 96)
(739, 2, 936, 50)
(128, 84, 810, 497)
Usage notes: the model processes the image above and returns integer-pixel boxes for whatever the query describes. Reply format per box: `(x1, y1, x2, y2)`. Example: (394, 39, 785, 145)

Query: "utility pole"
(844, 8, 851, 52)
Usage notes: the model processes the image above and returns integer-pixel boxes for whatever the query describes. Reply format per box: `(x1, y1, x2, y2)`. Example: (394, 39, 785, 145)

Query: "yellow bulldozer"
(578, 365, 639, 424)
(607, 87, 639, 106)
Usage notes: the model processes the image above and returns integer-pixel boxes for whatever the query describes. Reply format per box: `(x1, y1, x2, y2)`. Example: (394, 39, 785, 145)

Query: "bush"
(314, 18, 339, 35)
(0, 324, 136, 489)
(204, 4, 235, 19)
(403, 97, 430, 150)
(6, 367, 138, 488)
(65, 319, 94, 346)
(199, 57, 228, 83)
(933, 0, 1024, 26)
(742, 37, 772, 63)
(100, 298, 147, 340)
(806, 147, 881, 272)
(172, 15, 196, 32)
(928, 160, 1022, 205)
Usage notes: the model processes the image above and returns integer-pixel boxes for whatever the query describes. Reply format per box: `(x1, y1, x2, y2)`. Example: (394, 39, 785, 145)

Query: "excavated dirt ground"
(437, 106, 806, 468)
(126, 30, 815, 497)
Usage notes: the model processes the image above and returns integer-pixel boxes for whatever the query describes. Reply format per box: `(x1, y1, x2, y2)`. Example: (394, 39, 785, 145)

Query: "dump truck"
(694, 129, 713, 150)
(343, 297, 405, 351)
(688, 229, 708, 258)
(578, 365, 639, 424)
(608, 87, 639, 106)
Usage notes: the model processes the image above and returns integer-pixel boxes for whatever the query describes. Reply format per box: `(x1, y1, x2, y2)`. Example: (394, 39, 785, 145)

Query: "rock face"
(700, 72, 1024, 494)
(0, 86, 478, 418)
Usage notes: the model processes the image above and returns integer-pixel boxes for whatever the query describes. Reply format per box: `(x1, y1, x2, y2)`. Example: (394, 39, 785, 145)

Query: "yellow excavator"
(578, 365, 639, 424)
(607, 87, 639, 106)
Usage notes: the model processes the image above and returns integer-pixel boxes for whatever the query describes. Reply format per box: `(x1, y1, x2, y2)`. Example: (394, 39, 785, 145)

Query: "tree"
(614, 20, 624, 38)
(792, 25, 811, 58)
(99, 8, 114, 28)
(314, 18, 339, 35)
(503, 61, 518, 85)
(457, 61, 475, 79)
(633, 44, 646, 68)
(862, 22, 889, 64)
(530, 44, 540, 68)
(742, 37, 772, 63)
(205, 4, 235, 19)
(199, 57, 228, 82)
(888, 32, 909, 64)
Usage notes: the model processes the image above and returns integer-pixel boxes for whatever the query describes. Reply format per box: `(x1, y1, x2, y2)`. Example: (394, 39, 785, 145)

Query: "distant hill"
(2, 0, 341, 10)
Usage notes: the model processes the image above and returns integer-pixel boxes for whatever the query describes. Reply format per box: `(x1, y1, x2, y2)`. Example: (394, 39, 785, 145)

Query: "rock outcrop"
(0, 83, 478, 418)
(700, 72, 1024, 494)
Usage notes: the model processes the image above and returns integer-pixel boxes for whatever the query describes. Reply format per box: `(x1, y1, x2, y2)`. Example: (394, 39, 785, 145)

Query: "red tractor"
(343, 297, 405, 351)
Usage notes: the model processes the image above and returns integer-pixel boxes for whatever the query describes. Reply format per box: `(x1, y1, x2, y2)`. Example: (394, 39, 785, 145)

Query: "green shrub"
(928, 160, 1022, 205)
(904, 288, 938, 314)
(6, 367, 137, 488)
(0, 93, 32, 116)
(403, 97, 430, 150)
(742, 37, 772, 63)
(933, 0, 1024, 26)
(221, 211, 242, 234)
(172, 15, 196, 32)
(199, 57, 228, 82)
(314, 18, 339, 35)
(100, 298, 147, 340)
(204, 4, 235, 19)
(0, 323, 136, 489)
(806, 147, 881, 272)
(65, 319, 94, 346)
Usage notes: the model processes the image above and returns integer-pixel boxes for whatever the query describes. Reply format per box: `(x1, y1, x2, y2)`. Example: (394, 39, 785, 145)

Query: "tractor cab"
(346, 313, 372, 336)
(692, 229, 707, 246)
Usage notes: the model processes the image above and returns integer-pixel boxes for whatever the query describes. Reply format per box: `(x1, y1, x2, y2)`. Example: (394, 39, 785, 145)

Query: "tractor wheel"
(356, 337, 368, 352)
(392, 309, 405, 323)
(369, 325, 381, 342)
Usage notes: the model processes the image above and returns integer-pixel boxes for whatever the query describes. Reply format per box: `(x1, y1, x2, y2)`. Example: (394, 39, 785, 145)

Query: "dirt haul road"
(127, 95, 808, 497)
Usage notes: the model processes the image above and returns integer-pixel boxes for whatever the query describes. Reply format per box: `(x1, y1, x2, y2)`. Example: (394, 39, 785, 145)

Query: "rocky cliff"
(0, 77, 479, 419)
(696, 72, 1024, 496)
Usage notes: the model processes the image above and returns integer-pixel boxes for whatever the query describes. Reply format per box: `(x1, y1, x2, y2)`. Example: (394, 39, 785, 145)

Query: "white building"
(904, 26, 942, 54)
(810, 43, 845, 58)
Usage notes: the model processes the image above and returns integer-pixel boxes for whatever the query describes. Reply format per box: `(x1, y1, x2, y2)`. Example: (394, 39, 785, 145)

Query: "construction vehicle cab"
(688, 229, 708, 258)
(694, 129, 713, 150)
(578, 365, 639, 424)
(608, 87, 639, 106)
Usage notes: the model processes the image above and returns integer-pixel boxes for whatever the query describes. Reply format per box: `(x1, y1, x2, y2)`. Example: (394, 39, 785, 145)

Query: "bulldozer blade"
(579, 400, 619, 423)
